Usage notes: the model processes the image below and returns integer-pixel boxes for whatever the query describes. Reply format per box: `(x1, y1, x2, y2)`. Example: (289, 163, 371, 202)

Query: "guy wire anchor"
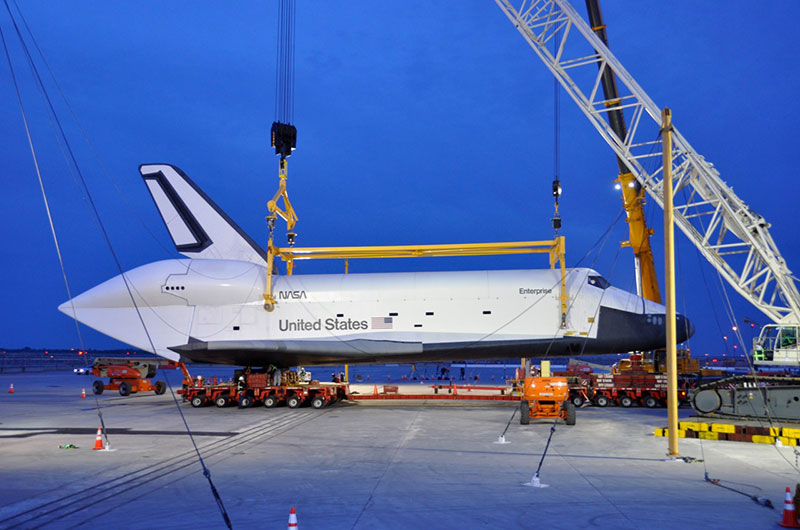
(522, 418, 557, 488)
(522, 471, 548, 489)
(494, 407, 517, 444)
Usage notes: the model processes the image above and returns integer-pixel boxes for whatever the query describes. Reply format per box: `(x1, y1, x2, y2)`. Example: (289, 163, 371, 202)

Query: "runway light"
(732, 325, 738, 331)
(723, 336, 728, 341)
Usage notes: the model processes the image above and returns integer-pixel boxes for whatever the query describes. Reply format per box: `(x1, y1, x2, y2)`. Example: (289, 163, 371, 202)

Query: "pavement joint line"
(550, 435, 636, 524)
(63, 409, 328, 529)
(0, 411, 317, 527)
(0, 409, 322, 528)
(348, 408, 422, 530)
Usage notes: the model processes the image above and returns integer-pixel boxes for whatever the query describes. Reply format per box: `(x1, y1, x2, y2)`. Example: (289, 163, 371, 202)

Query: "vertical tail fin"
(140, 164, 266, 265)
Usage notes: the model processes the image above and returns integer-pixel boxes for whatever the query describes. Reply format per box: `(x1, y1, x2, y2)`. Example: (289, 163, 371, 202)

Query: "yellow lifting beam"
(262, 237, 569, 328)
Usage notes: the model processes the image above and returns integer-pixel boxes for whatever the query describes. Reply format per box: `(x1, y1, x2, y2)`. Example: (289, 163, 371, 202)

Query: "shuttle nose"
(677, 314, 695, 343)
(58, 274, 131, 314)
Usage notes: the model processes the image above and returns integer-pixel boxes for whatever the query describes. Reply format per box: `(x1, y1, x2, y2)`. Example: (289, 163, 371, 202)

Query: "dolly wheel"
(520, 400, 530, 425)
(215, 396, 229, 408)
(286, 395, 302, 409)
(619, 395, 633, 408)
(119, 382, 131, 397)
(571, 395, 584, 407)
(191, 396, 205, 408)
(644, 396, 658, 408)
(263, 395, 278, 408)
(92, 381, 104, 395)
(565, 402, 576, 425)
(594, 395, 609, 407)
(311, 396, 326, 409)
(239, 396, 252, 408)
(154, 381, 167, 395)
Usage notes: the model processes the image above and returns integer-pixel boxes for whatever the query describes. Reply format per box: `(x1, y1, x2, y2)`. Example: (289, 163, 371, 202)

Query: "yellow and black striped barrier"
(654, 423, 800, 445)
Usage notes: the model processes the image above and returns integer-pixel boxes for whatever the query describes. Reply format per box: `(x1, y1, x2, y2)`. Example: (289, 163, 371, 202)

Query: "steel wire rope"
(284, 209, 624, 361)
(654, 128, 777, 489)
(274, 0, 295, 125)
(0, 7, 114, 446)
(676, 177, 800, 478)
(1, 4, 233, 527)
(678, 179, 791, 424)
(711, 265, 800, 473)
(9, 0, 175, 256)
(3, 411, 318, 529)
(1, 413, 294, 522)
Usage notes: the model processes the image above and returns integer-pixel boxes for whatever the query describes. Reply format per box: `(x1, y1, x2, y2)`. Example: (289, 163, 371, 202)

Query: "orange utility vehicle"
(519, 376, 576, 425)
(90, 357, 186, 396)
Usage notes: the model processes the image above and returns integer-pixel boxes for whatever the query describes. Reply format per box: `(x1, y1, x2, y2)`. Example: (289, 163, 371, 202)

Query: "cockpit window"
(588, 275, 610, 289)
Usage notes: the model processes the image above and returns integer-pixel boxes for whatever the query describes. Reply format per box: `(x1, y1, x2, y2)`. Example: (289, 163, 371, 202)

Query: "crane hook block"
(552, 179, 562, 198)
(271, 121, 297, 159)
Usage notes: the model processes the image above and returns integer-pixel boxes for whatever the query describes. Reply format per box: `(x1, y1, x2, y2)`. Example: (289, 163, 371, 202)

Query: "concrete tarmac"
(1, 371, 798, 529)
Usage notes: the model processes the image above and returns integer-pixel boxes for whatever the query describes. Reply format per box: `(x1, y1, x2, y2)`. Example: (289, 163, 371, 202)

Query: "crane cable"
(551, 27, 562, 235)
(1, 4, 233, 527)
(274, 0, 295, 125)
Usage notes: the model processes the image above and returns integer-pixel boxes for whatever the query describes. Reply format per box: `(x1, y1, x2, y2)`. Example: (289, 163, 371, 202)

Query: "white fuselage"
(60, 258, 670, 366)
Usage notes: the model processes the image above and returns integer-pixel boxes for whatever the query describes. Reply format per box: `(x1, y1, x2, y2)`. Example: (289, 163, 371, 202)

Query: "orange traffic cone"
(92, 427, 104, 450)
(780, 486, 800, 528)
(288, 506, 298, 529)
(8, 383, 14, 394)
(373, 384, 378, 397)
(81, 388, 86, 399)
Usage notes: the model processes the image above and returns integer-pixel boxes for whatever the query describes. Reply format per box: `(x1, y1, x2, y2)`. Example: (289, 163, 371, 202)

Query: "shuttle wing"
(169, 338, 423, 367)
(139, 164, 266, 266)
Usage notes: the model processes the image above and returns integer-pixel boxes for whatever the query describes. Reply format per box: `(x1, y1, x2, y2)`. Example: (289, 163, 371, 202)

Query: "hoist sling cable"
(1, 3, 232, 527)
(0, 2, 114, 447)
(9, 0, 173, 257)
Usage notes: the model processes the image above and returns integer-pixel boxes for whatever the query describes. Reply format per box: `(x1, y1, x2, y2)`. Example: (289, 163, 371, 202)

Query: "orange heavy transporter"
(179, 371, 349, 410)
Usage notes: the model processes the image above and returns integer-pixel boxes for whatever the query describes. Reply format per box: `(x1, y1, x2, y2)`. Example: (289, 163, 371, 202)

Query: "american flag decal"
(371, 316, 393, 329)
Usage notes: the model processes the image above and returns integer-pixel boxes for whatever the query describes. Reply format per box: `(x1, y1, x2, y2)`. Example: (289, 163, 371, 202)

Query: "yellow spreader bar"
(263, 237, 568, 327)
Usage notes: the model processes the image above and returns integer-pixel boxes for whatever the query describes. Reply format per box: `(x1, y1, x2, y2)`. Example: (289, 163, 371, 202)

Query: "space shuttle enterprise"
(59, 164, 694, 368)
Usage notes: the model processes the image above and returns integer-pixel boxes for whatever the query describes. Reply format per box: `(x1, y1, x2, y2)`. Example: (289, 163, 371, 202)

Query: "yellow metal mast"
(662, 108, 679, 458)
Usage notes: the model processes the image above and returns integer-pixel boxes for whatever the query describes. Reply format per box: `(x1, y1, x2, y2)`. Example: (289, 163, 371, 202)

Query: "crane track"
(1, 409, 321, 529)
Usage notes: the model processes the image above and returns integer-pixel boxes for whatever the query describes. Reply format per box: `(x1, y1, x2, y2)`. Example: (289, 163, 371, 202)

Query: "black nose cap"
(677, 314, 695, 343)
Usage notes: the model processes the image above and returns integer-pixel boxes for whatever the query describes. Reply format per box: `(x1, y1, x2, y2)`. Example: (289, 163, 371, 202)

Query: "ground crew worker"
(237, 376, 246, 408)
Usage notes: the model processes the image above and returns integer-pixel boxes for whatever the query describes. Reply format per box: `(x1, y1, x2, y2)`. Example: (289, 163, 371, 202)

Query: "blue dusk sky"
(1, 1, 798, 359)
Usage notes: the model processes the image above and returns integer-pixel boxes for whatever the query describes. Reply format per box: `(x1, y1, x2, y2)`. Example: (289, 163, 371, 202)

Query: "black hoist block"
(271, 121, 297, 158)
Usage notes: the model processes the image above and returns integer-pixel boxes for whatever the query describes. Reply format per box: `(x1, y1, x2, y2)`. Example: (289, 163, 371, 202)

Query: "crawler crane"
(495, 0, 800, 419)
